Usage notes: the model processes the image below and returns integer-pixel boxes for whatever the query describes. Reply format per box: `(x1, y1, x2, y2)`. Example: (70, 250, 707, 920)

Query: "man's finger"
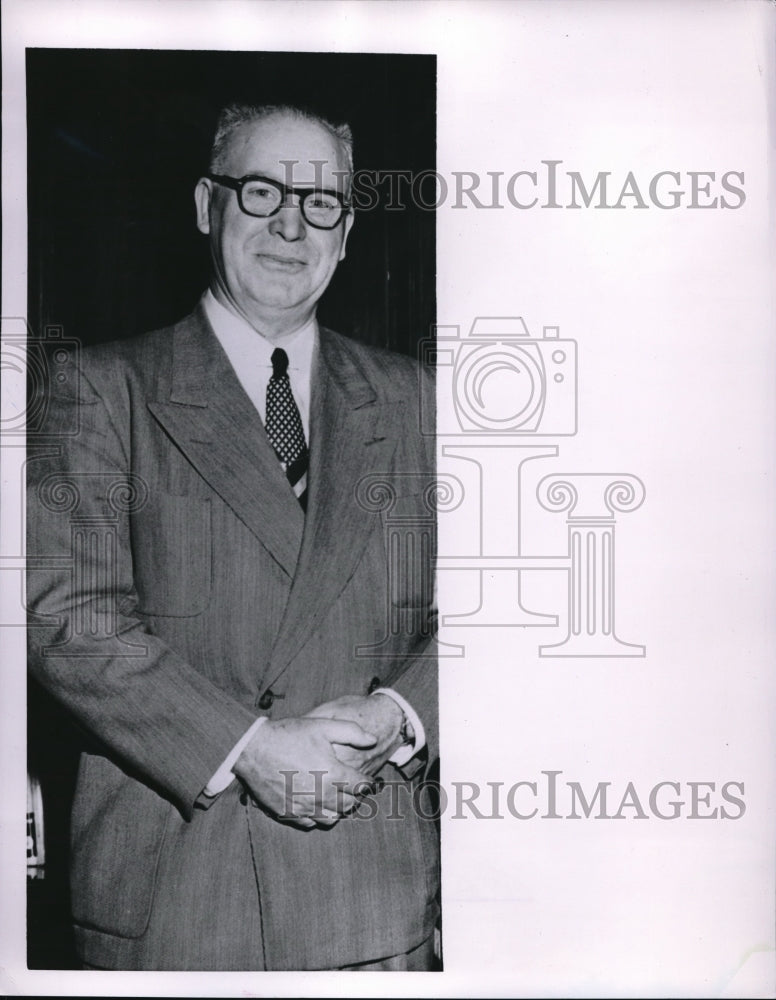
(322, 718, 377, 748)
(323, 764, 378, 806)
(277, 814, 316, 830)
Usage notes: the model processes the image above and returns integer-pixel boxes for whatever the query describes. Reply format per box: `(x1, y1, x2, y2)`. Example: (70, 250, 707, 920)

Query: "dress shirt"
(200, 291, 425, 795)
(204, 289, 315, 438)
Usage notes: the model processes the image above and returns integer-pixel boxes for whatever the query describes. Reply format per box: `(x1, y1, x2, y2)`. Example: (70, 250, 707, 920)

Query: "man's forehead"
(223, 114, 348, 185)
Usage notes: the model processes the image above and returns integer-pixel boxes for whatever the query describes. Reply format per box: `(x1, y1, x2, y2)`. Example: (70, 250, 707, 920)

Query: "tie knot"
(271, 347, 290, 379)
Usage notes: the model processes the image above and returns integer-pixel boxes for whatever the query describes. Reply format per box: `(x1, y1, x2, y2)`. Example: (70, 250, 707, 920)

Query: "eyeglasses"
(207, 173, 351, 230)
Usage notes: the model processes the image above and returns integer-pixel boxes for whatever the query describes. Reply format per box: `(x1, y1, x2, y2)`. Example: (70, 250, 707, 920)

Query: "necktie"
(265, 347, 308, 508)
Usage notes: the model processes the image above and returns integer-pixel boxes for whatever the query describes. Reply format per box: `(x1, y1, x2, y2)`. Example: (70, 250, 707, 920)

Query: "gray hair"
(209, 103, 354, 183)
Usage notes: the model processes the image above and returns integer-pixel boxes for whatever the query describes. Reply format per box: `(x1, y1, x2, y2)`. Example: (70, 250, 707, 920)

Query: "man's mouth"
(255, 253, 306, 270)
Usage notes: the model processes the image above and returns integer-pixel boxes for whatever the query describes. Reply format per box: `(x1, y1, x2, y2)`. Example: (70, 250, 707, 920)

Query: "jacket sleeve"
(26, 359, 257, 819)
(386, 639, 439, 775)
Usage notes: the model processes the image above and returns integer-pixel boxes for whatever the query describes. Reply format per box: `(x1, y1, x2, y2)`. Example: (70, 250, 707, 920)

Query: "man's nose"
(267, 199, 306, 240)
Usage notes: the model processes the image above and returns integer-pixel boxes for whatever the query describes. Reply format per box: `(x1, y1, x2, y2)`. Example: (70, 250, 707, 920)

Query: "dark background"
(26, 48, 435, 968)
(27, 48, 436, 352)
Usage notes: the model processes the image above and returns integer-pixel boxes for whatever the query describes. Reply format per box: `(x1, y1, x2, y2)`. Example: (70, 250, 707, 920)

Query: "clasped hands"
(233, 695, 406, 829)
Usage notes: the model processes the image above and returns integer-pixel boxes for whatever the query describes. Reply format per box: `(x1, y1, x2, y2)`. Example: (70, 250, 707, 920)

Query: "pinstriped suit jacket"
(27, 304, 439, 970)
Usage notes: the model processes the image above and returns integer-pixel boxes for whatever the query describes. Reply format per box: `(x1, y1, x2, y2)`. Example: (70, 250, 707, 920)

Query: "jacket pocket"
(70, 753, 171, 939)
(131, 492, 211, 617)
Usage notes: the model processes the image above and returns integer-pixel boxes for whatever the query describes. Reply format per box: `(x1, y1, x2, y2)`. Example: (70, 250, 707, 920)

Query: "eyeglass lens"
(241, 178, 344, 227)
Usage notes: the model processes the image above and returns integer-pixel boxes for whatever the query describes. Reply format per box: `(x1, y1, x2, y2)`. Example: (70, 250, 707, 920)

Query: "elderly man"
(27, 103, 438, 971)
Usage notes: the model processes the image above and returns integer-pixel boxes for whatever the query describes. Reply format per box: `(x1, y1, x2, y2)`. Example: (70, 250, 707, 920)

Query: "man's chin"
(245, 280, 311, 311)
(239, 286, 318, 330)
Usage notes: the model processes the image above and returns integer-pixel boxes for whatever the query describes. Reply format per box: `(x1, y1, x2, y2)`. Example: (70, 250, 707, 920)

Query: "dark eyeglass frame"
(207, 173, 351, 230)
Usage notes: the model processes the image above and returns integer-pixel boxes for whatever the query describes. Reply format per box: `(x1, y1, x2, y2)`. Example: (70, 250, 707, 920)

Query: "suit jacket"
(26, 304, 439, 970)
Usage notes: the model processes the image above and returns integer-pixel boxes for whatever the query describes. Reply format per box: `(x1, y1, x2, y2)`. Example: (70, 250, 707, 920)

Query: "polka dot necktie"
(265, 348, 308, 509)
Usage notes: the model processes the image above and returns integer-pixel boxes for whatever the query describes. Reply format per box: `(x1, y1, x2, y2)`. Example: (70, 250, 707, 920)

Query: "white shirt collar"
(203, 289, 316, 369)
(202, 289, 316, 433)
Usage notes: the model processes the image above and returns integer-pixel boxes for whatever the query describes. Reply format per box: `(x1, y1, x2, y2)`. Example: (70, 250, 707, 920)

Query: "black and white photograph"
(24, 48, 439, 973)
(2, 1, 775, 996)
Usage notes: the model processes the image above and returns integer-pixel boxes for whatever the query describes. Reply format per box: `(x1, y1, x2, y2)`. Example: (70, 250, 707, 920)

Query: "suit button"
(367, 676, 381, 695)
(258, 689, 275, 710)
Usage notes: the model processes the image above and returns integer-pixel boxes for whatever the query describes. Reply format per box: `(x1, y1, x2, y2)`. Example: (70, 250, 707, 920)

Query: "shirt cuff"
(202, 717, 268, 797)
(371, 687, 426, 767)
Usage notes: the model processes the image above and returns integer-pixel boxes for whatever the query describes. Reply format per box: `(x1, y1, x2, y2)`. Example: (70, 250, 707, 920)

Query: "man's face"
(195, 113, 354, 334)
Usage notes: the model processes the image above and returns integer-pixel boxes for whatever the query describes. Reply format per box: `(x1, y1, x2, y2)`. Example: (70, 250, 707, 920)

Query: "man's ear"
(338, 210, 355, 262)
(194, 178, 212, 235)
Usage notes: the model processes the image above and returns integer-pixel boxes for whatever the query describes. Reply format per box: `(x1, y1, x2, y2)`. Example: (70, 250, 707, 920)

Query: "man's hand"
(233, 716, 377, 829)
(305, 694, 406, 775)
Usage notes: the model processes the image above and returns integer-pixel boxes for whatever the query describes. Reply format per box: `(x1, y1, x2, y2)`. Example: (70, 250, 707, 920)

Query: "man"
(27, 103, 438, 970)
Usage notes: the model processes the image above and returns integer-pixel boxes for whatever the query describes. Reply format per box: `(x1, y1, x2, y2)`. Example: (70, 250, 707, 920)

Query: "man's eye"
(309, 195, 338, 209)
(243, 180, 278, 196)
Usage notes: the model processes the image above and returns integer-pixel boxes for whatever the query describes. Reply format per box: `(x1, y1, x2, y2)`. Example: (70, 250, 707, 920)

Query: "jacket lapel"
(265, 329, 398, 681)
(147, 306, 304, 578)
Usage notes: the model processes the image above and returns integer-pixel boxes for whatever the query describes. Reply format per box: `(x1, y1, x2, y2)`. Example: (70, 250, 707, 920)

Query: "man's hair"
(209, 102, 354, 182)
